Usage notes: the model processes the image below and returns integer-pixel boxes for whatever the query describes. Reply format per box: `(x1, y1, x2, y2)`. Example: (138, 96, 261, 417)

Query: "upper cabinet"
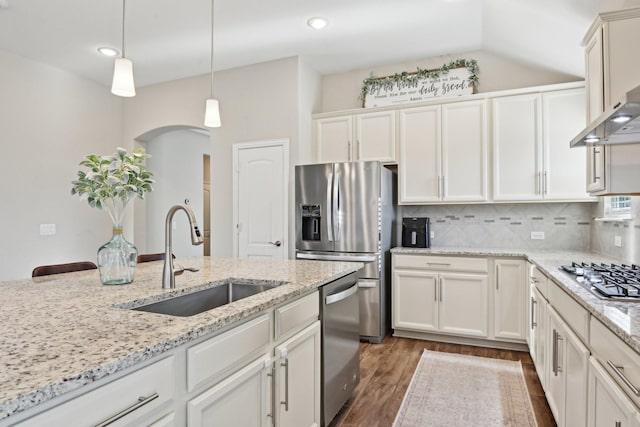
(314, 110, 396, 164)
(582, 8, 640, 195)
(493, 88, 593, 202)
(398, 99, 488, 204)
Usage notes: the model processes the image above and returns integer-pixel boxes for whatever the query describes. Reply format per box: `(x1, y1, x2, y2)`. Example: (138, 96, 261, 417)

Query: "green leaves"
(71, 147, 154, 224)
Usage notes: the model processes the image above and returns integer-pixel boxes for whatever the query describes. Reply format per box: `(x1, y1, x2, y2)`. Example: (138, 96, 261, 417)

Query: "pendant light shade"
(204, 98, 221, 127)
(111, 0, 136, 97)
(204, 0, 221, 128)
(111, 57, 136, 97)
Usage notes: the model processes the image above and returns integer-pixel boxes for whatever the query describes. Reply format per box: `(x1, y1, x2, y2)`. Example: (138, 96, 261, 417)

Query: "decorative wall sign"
(360, 59, 478, 108)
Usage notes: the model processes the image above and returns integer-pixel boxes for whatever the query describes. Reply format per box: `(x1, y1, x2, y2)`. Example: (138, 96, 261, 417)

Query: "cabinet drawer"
(187, 314, 271, 392)
(590, 317, 640, 408)
(530, 264, 548, 298)
(393, 254, 488, 273)
(275, 291, 319, 341)
(548, 279, 589, 343)
(19, 356, 175, 427)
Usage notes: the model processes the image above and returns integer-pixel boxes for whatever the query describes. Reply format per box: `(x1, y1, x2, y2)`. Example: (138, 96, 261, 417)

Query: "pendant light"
(204, 0, 221, 127)
(111, 0, 136, 97)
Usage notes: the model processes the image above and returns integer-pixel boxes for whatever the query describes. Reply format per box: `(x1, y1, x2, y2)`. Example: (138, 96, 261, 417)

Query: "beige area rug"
(393, 350, 538, 427)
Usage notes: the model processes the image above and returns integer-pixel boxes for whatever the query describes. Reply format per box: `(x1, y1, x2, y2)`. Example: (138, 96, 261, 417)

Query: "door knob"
(269, 240, 282, 247)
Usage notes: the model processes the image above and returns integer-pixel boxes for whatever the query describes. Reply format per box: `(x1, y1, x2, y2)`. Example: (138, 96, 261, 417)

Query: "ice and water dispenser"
(301, 205, 321, 241)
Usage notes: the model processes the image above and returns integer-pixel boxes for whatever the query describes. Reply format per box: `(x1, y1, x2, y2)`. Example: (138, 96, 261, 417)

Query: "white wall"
(144, 129, 211, 258)
(0, 50, 123, 281)
(125, 57, 303, 259)
(320, 50, 581, 112)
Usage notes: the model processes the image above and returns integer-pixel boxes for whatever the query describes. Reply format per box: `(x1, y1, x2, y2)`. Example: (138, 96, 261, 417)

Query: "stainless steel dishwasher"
(320, 272, 360, 426)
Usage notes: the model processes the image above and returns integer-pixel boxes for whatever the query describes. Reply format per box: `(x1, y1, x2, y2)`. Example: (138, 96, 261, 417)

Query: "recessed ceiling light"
(307, 17, 328, 30)
(611, 115, 632, 124)
(97, 47, 119, 57)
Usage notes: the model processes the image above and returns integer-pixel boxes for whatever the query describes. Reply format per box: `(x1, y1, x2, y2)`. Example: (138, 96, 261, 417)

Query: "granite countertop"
(0, 257, 361, 420)
(392, 247, 640, 355)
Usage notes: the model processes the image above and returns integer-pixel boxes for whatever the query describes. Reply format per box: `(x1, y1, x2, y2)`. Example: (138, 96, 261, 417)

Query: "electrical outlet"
(615, 235, 622, 248)
(430, 231, 435, 239)
(40, 224, 56, 235)
(530, 231, 545, 240)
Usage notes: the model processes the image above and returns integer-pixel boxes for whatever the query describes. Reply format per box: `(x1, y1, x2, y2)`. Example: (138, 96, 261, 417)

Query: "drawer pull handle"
(607, 360, 640, 396)
(94, 392, 159, 427)
(426, 262, 451, 267)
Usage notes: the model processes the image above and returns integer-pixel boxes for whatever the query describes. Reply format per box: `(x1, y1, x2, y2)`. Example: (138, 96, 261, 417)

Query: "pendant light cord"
(121, 0, 126, 58)
(210, 0, 215, 98)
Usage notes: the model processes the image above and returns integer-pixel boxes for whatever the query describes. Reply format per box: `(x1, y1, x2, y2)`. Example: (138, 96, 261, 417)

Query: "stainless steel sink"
(131, 280, 286, 317)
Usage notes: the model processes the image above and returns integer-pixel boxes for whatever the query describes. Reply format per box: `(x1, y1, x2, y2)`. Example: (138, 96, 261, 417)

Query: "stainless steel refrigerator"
(295, 161, 395, 343)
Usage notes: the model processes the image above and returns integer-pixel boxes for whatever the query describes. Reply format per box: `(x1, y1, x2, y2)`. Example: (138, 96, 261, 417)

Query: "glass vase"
(97, 225, 138, 285)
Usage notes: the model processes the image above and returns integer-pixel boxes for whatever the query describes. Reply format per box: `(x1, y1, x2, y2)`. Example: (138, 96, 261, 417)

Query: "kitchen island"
(0, 257, 361, 423)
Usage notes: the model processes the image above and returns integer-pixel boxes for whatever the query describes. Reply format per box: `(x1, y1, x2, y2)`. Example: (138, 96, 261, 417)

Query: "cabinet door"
(315, 116, 352, 163)
(187, 355, 271, 427)
(585, 28, 604, 123)
(441, 100, 488, 202)
(355, 110, 396, 163)
(492, 93, 543, 201)
(546, 307, 565, 425)
(438, 272, 488, 338)
(604, 17, 640, 110)
(275, 321, 321, 427)
(398, 106, 441, 203)
(494, 259, 526, 341)
(534, 288, 548, 391)
(542, 89, 592, 201)
(392, 269, 438, 332)
(564, 325, 589, 427)
(589, 358, 640, 427)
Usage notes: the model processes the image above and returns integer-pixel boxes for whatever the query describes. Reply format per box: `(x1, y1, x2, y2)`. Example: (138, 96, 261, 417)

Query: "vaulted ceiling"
(0, 0, 638, 88)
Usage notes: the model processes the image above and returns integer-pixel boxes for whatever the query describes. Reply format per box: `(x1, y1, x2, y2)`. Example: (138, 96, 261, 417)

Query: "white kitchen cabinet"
(582, 9, 640, 196)
(399, 100, 487, 204)
(392, 268, 439, 332)
(188, 354, 271, 427)
(589, 358, 640, 427)
(493, 259, 527, 341)
(392, 254, 489, 339)
(546, 307, 589, 427)
(315, 111, 396, 164)
(274, 321, 321, 427)
(493, 88, 591, 201)
(17, 356, 176, 427)
(533, 286, 548, 390)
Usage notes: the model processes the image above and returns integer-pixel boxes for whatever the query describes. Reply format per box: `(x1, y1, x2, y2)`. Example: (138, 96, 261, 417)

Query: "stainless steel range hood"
(571, 84, 640, 147)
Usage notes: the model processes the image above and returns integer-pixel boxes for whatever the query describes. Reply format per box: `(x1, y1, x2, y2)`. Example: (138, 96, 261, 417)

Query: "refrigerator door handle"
(334, 171, 341, 242)
(296, 252, 376, 262)
(326, 171, 334, 242)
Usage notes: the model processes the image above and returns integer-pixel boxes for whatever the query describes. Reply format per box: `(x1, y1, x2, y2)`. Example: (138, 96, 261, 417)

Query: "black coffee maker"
(402, 217, 430, 248)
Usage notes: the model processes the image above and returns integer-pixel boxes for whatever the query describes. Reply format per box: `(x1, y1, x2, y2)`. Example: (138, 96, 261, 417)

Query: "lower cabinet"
(589, 358, 640, 427)
(545, 307, 589, 427)
(493, 259, 527, 341)
(188, 355, 272, 427)
(532, 286, 548, 390)
(275, 322, 321, 427)
(392, 257, 489, 339)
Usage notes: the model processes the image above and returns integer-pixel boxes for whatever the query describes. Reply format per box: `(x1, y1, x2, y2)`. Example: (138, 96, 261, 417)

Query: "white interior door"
(235, 140, 288, 259)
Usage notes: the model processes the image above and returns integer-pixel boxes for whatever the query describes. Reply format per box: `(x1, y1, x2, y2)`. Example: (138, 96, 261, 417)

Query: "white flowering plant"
(71, 147, 154, 225)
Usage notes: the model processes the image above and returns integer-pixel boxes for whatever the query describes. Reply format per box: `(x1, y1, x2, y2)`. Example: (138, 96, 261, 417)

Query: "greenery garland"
(359, 59, 479, 102)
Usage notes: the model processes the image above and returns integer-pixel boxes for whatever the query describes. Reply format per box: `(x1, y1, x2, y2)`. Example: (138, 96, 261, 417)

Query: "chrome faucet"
(162, 204, 205, 289)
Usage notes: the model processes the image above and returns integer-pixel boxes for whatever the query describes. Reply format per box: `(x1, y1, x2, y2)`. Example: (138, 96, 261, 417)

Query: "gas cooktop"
(561, 262, 640, 301)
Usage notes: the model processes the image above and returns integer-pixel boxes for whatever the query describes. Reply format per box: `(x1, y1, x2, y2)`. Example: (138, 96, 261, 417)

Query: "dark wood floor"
(328, 335, 556, 427)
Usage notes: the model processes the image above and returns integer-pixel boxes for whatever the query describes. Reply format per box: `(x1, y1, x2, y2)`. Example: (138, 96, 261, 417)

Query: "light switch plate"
(430, 231, 435, 239)
(615, 235, 622, 247)
(40, 224, 56, 235)
(531, 231, 545, 240)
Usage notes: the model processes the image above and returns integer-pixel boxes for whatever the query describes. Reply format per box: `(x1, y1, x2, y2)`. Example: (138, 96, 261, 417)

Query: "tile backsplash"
(398, 203, 593, 251)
